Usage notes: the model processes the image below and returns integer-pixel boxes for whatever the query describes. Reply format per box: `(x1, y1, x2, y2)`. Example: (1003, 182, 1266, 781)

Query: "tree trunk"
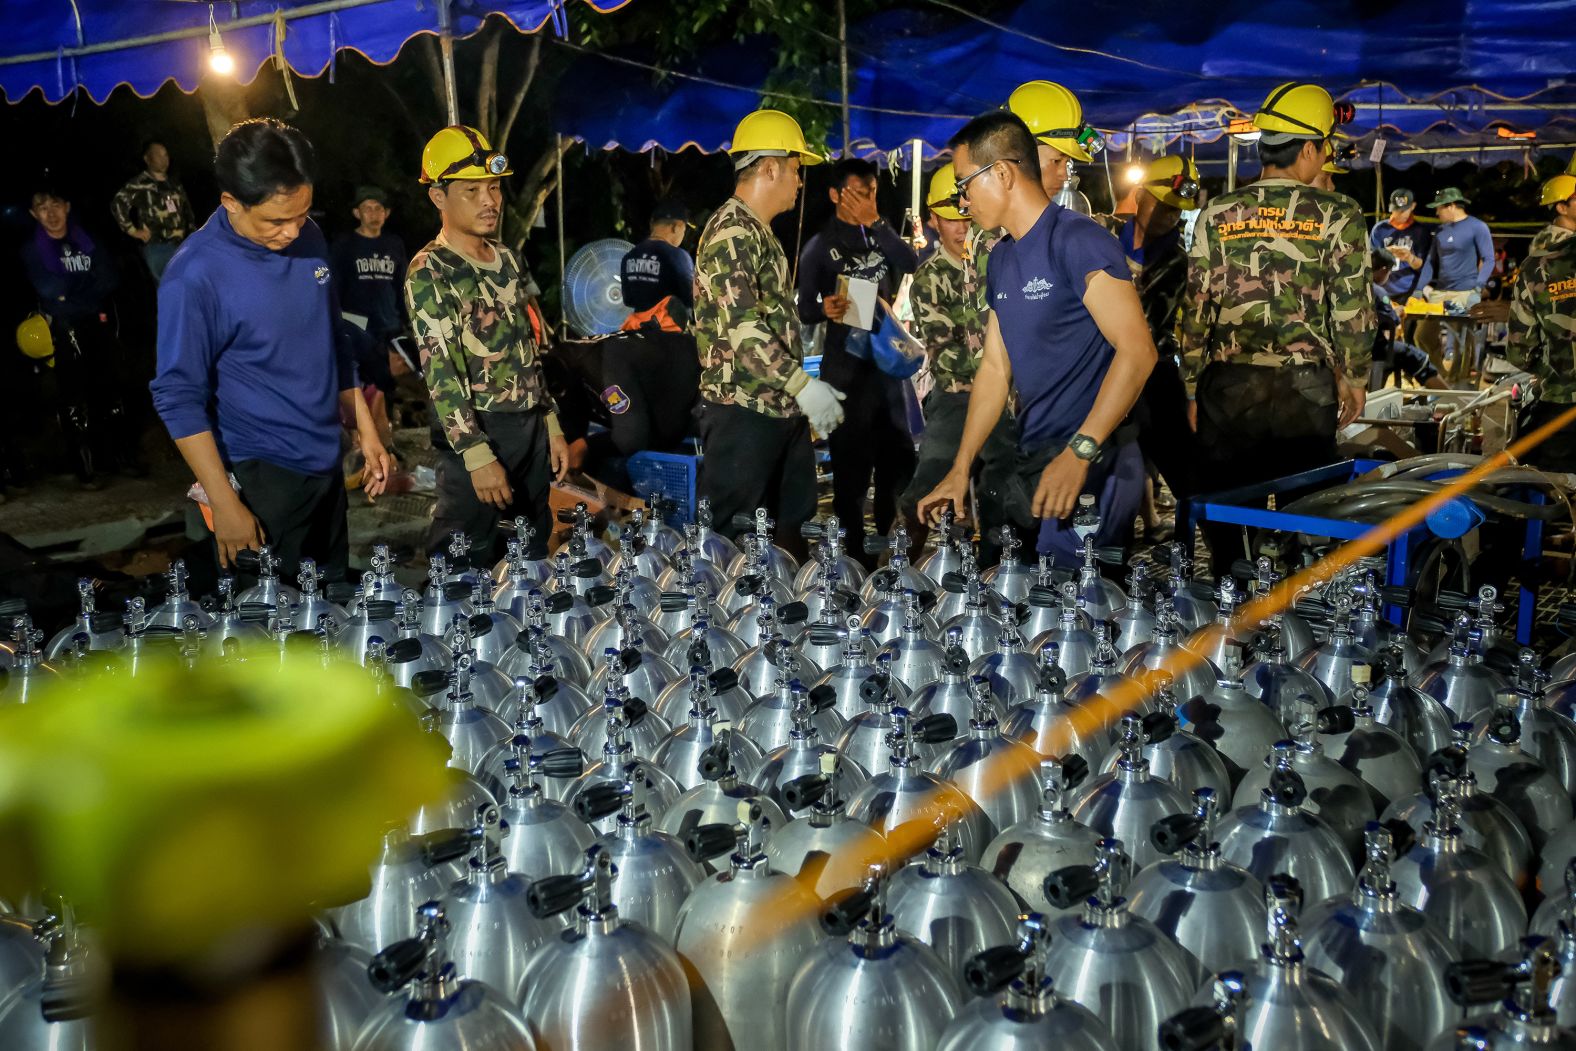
(505, 135, 574, 251)
(495, 35, 543, 154)
(476, 23, 501, 139)
(417, 37, 450, 121)
(199, 76, 251, 149)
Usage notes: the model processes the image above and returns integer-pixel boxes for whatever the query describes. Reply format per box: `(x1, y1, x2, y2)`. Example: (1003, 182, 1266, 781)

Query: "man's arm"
(700, 231, 809, 397)
(110, 182, 143, 239)
(1506, 258, 1543, 372)
(916, 313, 1013, 524)
(1474, 222, 1496, 288)
(795, 236, 835, 325)
(1178, 206, 1216, 398)
(867, 219, 921, 276)
(1329, 203, 1376, 425)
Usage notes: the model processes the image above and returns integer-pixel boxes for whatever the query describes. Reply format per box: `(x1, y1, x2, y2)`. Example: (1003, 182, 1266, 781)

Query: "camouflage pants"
(1193, 363, 1338, 576)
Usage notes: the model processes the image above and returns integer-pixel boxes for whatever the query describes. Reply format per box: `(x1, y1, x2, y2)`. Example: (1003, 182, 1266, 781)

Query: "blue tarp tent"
(0, 0, 635, 103)
(554, 0, 1576, 164)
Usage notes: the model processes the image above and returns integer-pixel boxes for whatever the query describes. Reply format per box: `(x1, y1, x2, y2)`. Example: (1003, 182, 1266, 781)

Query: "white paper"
(1369, 138, 1388, 163)
(837, 275, 880, 332)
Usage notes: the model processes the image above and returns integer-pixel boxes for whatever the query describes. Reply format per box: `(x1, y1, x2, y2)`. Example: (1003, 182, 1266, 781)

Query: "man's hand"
(1186, 399, 1198, 432)
(822, 293, 851, 323)
(1032, 449, 1092, 522)
(132, 227, 153, 244)
(917, 468, 970, 526)
(793, 375, 847, 435)
(549, 433, 570, 481)
(1336, 374, 1367, 429)
(362, 439, 394, 500)
(211, 499, 265, 570)
(471, 460, 514, 510)
(836, 184, 880, 228)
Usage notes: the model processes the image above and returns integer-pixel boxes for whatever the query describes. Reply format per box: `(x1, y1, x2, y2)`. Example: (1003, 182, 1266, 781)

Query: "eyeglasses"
(954, 158, 1022, 199)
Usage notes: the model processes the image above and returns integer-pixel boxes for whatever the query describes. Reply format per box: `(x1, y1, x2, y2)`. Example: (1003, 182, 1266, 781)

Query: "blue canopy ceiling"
(1, 0, 636, 103)
(554, 0, 1576, 161)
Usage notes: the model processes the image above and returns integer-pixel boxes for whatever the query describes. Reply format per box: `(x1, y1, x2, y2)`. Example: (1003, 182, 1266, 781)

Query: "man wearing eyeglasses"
(1181, 82, 1373, 575)
(406, 125, 568, 564)
(1508, 173, 1576, 471)
(917, 111, 1157, 563)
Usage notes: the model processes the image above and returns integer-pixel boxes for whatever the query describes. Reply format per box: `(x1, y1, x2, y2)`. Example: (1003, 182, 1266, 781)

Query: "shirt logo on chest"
(314, 265, 331, 286)
(1022, 277, 1055, 300)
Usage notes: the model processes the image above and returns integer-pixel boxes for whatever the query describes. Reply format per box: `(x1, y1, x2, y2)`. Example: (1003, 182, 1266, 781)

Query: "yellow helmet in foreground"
(420, 125, 512, 184)
(927, 164, 966, 221)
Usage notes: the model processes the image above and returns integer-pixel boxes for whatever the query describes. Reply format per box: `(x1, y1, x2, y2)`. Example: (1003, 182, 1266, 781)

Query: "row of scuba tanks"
(3, 496, 1576, 1049)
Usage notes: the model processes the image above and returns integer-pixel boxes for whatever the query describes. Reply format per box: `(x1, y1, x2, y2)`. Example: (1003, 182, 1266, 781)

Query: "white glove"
(793, 374, 847, 434)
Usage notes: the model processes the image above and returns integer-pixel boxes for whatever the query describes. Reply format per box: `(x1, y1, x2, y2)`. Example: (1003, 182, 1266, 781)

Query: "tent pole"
(837, 0, 851, 156)
(557, 145, 567, 332)
(437, 0, 459, 124)
(1227, 137, 1238, 192)
(911, 139, 922, 243)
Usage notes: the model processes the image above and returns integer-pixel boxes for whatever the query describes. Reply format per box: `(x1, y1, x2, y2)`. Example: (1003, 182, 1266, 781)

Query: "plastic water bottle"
(1072, 493, 1100, 541)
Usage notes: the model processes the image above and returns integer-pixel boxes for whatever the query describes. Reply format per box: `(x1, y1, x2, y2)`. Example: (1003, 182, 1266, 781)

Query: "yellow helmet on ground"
(727, 110, 824, 169)
(1253, 82, 1348, 144)
(1143, 155, 1202, 210)
(1007, 81, 1097, 162)
(15, 314, 52, 362)
(1541, 173, 1576, 206)
(419, 125, 512, 185)
(927, 164, 966, 221)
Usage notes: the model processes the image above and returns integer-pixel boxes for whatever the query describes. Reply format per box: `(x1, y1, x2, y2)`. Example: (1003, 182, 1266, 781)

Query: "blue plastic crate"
(627, 448, 700, 525)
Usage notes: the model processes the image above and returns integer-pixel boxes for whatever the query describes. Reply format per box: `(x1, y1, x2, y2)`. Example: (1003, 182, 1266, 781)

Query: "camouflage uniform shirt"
(406, 234, 557, 469)
(1180, 178, 1373, 395)
(694, 196, 804, 418)
(1096, 213, 1190, 353)
(1509, 231, 1576, 404)
(111, 172, 196, 245)
(1528, 223, 1573, 262)
(909, 246, 988, 392)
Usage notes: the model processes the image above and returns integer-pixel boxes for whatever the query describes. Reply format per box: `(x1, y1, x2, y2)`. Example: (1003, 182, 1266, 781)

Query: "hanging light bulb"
(1124, 162, 1147, 186)
(207, 7, 235, 76)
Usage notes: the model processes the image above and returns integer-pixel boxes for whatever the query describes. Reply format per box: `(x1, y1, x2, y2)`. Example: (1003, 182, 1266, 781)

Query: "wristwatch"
(1067, 433, 1101, 462)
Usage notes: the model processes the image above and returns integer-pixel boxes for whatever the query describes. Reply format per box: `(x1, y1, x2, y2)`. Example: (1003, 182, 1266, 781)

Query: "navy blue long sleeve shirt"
(20, 229, 118, 322)
(151, 208, 355, 477)
(1417, 215, 1495, 293)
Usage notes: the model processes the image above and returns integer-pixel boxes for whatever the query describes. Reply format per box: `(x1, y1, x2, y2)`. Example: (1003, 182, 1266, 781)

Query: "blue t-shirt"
(1370, 219, 1433, 299)
(620, 238, 695, 312)
(985, 202, 1131, 450)
(151, 209, 355, 477)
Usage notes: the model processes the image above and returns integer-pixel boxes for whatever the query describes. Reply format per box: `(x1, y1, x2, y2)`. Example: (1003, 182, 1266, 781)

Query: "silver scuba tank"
(1121, 599, 1216, 703)
(1241, 617, 1333, 724)
(1294, 592, 1377, 702)
(350, 901, 535, 1051)
(1157, 541, 1217, 632)
(0, 906, 93, 1051)
(797, 597, 867, 671)
(934, 544, 1007, 627)
(492, 533, 552, 622)
(858, 520, 938, 604)
(724, 507, 801, 585)
(1354, 643, 1455, 761)
(443, 803, 556, 1002)
(416, 554, 470, 641)
(766, 757, 889, 899)
(733, 598, 823, 697)
(943, 571, 1007, 664)
(1017, 557, 1067, 645)
(334, 576, 399, 667)
(496, 748, 595, 883)
(863, 574, 939, 648)
(1382, 737, 1535, 893)
(674, 806, 827, 1051)
(1178, 647, 1288, 791)
(785, 864, 963, 1051)
(916, 506, 966, 582)
(569, 779, 702, 941)
(970, 603, 1043, 710)
(1429, 939, 1576, 1051)
(1186, 575, 1255, 678)
(656, 542, 728, 606)
(837, 674, 948, 778)
(877, 590, 949, 692)
(1233, 706, 1375, 854)
(1002, 648, 1107, 761)
(329, 826, 474, 956)
(1029, 581, 1098, 678)
(846, 707, 992, 863)
(1320, 684, 1424, 811)
(1466, 708, 1573, 852)
(748, 686, 869, 813)
(795, 515, 869, 596)
(582, 591, 669, 663)
(655, 648, 753, 726)
(1214, 763, 1356, 905)
(1069, 517, 1127, 622)
(415, 656, 511, 779)
(737, 664, 845, 754)
(568, 676, 673, 765)
(1414, 615, 1506, 725)
(981, 756, 1102, 915)
(656, 729, 788, 853)
(887, 824, 1020, 990)
(1039, 837, 1196, 1050)
(46, 579, 124, 659)
(1113, 562, 1157, 655)
(910, 630, 985, 730)
(1097, 674, 1232, 800)
(1127, 788, 1264, 978)
(930, 675, 1043, 836)
(938, 913, 1118, 1051)
(560, 699, 681, 827)
(1065, 624, 1141, 749)
(607, 521, 671, 590)
(662, 606, 748, 673)
(982, 525, 1036, 604)
(497, 598, 593, 688)
(815, 619, 911, 721)
(1071, 714, 1193, 870)
(1391, 772, 1528, 958)
(1481, 650, 1576, 799)
(313, 934, 385, 1051)
(651, 691, 765, 792)
(1300, 822, 1457, 1051)
(517, 846, 692, 1050)
(1190, 875, 1382, 1051)
(288, 558, 348, 633)
(236, 544, 302, 610)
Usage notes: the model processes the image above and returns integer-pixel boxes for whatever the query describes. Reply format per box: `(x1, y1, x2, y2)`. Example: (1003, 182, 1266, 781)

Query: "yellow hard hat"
(1541, 173, 1576, 206)
(1007, 81, 1096, 162)
(15, 314, 52, 362)
(727, 109, 824, 168)
(1143, 155, 1202, 210)
(927, 164, 966, 221)
(419, 125, 512, 185)
(1253, 82, 1350, 143)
